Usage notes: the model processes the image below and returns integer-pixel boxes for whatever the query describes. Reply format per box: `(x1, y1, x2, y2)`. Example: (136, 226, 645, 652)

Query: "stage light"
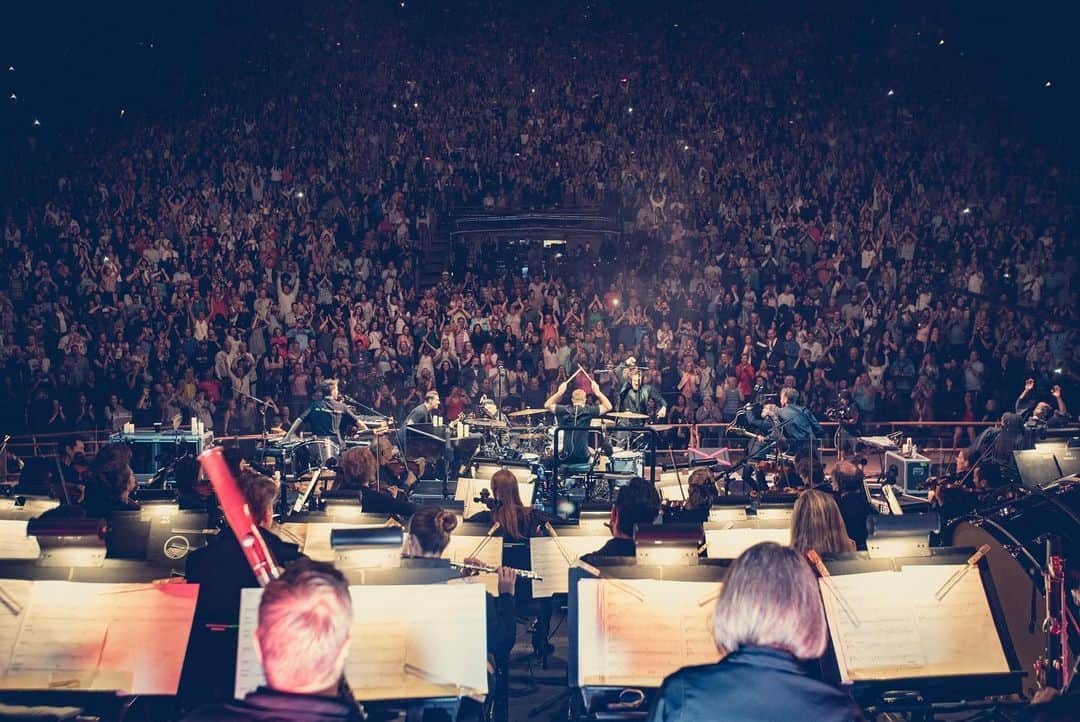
(413, 102, 418, 108)
(8, 93, 14, 100)
(1045, 81, 1052, 88)
(887, 89, 895, 96)
(627, 106, 633, 113)
(32, 118, 40, 126)
(962, 207, 971, 214)
(938, 39, 945, 46)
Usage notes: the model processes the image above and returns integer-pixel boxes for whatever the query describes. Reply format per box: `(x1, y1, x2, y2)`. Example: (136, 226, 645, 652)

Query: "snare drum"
(294, 438, 340, 474)
(610, 450, 644, 477)
(946, 481, 1080, 694)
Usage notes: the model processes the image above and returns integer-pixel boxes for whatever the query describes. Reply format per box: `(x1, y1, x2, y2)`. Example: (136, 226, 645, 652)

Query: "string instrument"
(373, 433, 424, 491)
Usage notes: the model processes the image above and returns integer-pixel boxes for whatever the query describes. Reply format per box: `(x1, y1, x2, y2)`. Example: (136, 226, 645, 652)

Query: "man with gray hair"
(648, 543, 862, 721)
(182, 559, 363, 721)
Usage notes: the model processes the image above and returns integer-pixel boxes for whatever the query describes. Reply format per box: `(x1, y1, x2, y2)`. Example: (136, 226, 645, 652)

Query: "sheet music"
(0, 520, 40, 560)
(0, 580, 197, 694)
(821, 565, 1010, 683)
(442, 535, 503, 596)
(577, 578, 721, 687)
(704, 527, 789, 559)
(237, 584, 488, 701)
(530, 536, 610, 597)
(0, 498, 59, 521)
(0, 580, 33, 672)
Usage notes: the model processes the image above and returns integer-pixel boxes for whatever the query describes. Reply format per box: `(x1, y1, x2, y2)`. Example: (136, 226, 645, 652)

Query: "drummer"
(477, 394, 512, 447)
(283, 379, 368, 445)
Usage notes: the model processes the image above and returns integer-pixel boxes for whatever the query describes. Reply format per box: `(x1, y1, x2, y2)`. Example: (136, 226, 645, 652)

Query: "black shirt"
(580, 536, 636, 567)
(649, 646, 863, 722)
(553, 403, 600, 464)
(619, 383, 666, 417)
(186, 527, 305, 624)
(182, 688, 365, 722)
(396, 402, 432, 447)
(301, 398, 363, 443)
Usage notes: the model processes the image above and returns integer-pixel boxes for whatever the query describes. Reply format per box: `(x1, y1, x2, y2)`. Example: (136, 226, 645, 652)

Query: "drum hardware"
(605, 411, 648, 420)
(508, 408, 548, 418)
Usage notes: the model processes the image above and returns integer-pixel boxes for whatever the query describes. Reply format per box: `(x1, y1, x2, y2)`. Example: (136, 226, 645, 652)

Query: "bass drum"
(945, 480, 1080, 695)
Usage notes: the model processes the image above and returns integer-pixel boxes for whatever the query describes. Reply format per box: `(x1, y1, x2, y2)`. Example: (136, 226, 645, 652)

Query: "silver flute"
(450, 560, 544, 581)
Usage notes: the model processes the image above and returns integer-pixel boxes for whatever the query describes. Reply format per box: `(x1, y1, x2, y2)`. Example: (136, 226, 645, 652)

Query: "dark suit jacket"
(648, 646, 863, 722)
(182, 688, 364, 722)
(579, 537, 636, 567)
(186, 527, 304, 624)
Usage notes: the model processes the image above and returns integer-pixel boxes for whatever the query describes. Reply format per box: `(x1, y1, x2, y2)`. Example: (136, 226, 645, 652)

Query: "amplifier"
(884, 451, 931, 494)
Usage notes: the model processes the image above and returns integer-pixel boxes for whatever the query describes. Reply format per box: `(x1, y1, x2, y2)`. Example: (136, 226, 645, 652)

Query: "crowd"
(1, 3, 1076, 445)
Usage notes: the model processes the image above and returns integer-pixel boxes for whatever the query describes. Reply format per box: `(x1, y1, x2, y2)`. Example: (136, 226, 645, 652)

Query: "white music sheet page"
(704, 527, 790, 559)
(0, 580, 198, 694)
(577, 578, 721, 687)
(529, 536, 610, 597)
(0, 520, 40, 560)
(441, 535, 503, 596)
(237, 583, 489, 701)
(821, 564, 1010, 683)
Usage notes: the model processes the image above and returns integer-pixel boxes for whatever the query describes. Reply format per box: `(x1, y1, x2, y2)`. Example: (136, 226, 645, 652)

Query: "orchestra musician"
(187, 470, 305, 624)
(182, 559, 363, 722)
(284, 379, 368, 445)
(830, 461, 872, 551)
(580, 476, 660, 564)
(81, 443, 140, 518)
(182, 469, 306, 707)
(335, 446, 417, 517)
(373, 430, 424, 491)
(661, 467, 720, 524)
(789, 489, 856, 556)
(648, 543, 862, 722)
(544, 367, 612, 466)
(402, 505, 519, 722)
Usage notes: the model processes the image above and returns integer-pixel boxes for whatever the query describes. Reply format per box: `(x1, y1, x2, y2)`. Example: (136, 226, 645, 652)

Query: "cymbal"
(466, 417, 508, 428)
(508, 408, 549, 417)
(606, 411, 649, 420)
(648, 424, 674, 432)
(590, 417, 616, 428)
(514, 433, 549, 440)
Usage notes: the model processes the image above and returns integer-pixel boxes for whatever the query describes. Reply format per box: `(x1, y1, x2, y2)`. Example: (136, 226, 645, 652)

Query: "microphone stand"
(341, 393, 389, 420)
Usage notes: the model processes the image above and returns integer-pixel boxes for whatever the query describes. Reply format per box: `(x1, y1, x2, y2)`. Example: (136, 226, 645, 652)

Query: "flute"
(450, 560, 544, 581)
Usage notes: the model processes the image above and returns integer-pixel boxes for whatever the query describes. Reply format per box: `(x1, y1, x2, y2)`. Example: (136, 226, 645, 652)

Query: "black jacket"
(648, 646, 863, 722)
(182, 688, 364, 722)
(186, 527, 305, 624)
(579, 537, 636, 567)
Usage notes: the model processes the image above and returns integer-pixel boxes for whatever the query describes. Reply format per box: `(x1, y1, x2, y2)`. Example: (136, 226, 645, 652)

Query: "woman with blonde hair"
(789, 488, 856, 556)
(649, 543, 861, 721)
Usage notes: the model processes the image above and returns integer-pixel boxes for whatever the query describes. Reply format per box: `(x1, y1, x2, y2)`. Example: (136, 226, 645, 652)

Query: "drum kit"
(945, 477, 1080, 694)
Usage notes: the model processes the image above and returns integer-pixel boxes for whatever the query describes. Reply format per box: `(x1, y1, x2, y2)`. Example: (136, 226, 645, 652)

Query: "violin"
(373, 433, 424, 491)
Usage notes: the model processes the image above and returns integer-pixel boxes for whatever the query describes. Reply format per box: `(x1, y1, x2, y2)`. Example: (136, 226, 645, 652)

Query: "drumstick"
(935, 544, 990, 601)
(807, 550, 860, 627)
